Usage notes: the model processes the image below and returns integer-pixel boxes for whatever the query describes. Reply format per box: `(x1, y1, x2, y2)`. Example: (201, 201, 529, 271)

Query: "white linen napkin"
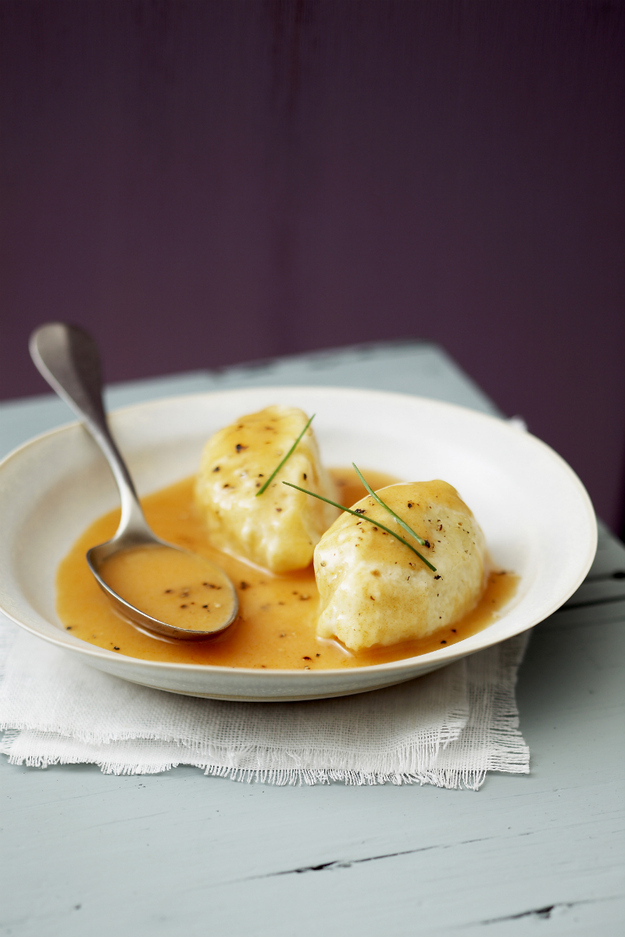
(0, 614, 529, 789)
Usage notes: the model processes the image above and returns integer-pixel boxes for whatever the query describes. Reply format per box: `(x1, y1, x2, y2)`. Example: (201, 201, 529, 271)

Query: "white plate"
(0, 386, 597, 701)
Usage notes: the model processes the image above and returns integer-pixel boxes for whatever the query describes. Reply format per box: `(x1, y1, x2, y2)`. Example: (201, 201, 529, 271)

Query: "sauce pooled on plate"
(56, 469, 517, 668)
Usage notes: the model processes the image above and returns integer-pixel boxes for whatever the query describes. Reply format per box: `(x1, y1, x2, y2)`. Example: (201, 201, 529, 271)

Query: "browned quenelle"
(195, 406, 338, 573)
(315, 480, 487, 651)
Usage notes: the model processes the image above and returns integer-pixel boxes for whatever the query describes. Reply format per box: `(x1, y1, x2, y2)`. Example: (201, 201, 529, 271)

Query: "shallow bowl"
(0, 386, 597, 700)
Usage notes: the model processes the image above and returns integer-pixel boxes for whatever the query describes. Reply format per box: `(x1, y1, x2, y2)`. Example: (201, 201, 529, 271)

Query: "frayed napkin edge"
(0, 739, 508, 790)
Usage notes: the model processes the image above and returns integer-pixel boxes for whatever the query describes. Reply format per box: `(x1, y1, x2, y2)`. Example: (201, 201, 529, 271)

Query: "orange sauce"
(99, 545, 237, 633)
(56, 469, 518, 669)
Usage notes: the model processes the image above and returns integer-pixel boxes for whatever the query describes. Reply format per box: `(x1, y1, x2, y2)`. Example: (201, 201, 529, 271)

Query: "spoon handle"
(29, 323, 151, 538)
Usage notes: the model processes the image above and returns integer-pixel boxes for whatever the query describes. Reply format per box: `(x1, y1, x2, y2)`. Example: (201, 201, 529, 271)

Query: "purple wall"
(1, 1, 624, 532)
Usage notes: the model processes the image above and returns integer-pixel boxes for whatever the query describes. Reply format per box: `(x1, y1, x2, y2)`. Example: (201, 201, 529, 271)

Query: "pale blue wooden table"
(1, 343, 624, 936)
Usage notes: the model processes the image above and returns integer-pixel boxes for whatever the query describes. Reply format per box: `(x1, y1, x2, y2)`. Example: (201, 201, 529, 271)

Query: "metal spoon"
(30, 323, 238, 641)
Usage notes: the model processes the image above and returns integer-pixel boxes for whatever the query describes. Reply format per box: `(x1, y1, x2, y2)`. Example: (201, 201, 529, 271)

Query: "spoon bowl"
(30, 323, 238, 641)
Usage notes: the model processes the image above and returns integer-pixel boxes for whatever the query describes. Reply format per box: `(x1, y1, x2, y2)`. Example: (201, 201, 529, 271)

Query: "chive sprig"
(352, 463, 427, 547)
(255, 413, 316, 497)
(282, 480, 436, 572)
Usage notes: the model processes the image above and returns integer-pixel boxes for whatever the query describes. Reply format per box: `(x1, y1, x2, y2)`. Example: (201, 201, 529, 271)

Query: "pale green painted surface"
(1, 343, 623, 936)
